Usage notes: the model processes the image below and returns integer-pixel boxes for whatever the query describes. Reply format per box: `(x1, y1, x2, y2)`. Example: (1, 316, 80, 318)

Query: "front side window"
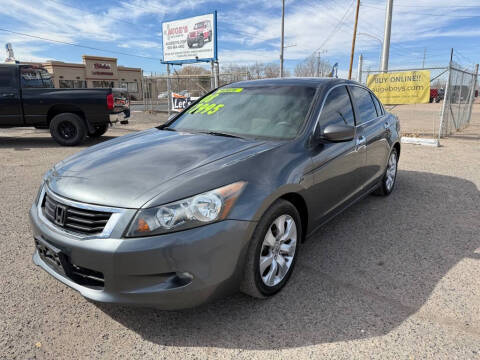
(318, 85, 355, 129)
(0, 67, 14, 88)
(21, 67, 54, 88)
(168, 86, 316, 140)
(350, 86, 378, 124)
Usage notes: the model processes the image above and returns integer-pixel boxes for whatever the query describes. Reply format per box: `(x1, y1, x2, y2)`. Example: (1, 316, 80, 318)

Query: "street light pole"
(280, 0, 285, 77)
(358, 32, 383, 71)
(381, 0, 393, 72)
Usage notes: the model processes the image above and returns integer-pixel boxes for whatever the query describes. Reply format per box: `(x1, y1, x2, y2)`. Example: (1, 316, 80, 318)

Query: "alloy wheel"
(385, 151, 397, 191)
(259, 214, 297, 287)
(58, 121, 77, 139)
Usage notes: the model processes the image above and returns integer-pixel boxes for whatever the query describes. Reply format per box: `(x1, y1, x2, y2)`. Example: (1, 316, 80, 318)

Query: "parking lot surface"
(1, 114, 479, 359)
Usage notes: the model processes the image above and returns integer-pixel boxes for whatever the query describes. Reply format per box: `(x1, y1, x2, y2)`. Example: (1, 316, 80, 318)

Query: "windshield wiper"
(200, 131, 245, 139)
(162, 126, 176, 131)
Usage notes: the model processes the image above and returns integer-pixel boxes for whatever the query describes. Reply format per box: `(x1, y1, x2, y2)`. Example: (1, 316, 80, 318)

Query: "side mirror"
(322, 124, 355, 142)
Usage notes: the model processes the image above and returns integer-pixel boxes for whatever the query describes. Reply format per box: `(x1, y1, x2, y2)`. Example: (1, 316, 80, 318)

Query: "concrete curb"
(401, 137, 440, 147)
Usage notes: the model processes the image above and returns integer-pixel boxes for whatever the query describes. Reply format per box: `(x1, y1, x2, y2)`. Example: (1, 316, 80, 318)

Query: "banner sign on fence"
(171, 92, 199, 112)
(162, 12, 217, 64)
(367, 70, 431, 105)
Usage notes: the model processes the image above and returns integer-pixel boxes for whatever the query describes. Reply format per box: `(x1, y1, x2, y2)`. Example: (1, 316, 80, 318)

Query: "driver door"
(308, 85, 367, 226)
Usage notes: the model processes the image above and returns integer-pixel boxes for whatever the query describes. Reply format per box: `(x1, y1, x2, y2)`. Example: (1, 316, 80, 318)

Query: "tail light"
(107, 93, 114, 110)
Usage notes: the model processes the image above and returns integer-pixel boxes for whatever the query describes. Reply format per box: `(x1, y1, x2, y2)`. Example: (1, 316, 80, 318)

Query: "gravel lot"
(0, 112, 479, 359)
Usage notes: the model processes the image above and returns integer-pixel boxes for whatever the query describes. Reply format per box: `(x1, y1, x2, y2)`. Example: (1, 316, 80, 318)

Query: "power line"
(361, 4, 480, 18)
(362, 2, 479, 9)
(0, 28, 162, 61)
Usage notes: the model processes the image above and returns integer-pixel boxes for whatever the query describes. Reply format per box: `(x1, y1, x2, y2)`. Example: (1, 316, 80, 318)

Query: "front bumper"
(30, 200, 255, 309)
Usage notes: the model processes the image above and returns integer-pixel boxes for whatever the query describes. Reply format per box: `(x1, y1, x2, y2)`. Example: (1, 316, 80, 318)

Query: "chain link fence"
(359, 63, 478, 140)
(439, 62, 479, 137)
(136, 71, 251, 113)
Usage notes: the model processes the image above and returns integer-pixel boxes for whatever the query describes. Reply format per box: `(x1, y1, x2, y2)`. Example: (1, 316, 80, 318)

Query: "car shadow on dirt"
(98, 169, 479, 349)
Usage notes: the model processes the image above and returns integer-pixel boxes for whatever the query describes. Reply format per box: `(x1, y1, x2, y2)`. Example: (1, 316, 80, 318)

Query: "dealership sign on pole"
(367, 70, 431, 105)
(162, 12, 217, 64)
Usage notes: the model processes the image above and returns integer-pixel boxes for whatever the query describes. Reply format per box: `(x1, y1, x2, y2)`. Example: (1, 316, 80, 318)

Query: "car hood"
(47, 128, 270, 209)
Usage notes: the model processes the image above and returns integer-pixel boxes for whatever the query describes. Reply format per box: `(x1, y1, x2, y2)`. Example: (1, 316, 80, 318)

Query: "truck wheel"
(187, 40, 193, 48)
(49, 113, 86, 146)
(198, 37, 204, 48)
(88, 123, 109, 138)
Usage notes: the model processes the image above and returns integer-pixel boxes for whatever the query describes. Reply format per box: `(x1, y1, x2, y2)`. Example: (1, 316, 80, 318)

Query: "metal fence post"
(210, 61, 215, 90)
(465, 64, 479, 130)
(215, 61, 219, 88)
(166, 64, 172, 117)
(439, 63, 452, 139)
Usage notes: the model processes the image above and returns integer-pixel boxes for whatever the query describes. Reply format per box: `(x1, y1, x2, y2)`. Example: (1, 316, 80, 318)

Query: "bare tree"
(295, 54, 331, 77)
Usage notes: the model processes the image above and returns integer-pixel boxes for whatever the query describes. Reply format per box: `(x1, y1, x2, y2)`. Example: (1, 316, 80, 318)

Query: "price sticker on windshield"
(186, 88, 243, 115)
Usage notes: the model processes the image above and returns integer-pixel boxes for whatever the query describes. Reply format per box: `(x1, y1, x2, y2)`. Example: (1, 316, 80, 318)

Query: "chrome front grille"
(42, 194, 112, 235)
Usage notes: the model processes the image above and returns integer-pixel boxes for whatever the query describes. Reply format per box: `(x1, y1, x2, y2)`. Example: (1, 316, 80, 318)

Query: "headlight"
(125, 181, 246, 237)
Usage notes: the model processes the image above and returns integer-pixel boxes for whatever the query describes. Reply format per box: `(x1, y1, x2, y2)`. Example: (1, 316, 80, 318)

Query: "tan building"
(32, 55, 143, 100)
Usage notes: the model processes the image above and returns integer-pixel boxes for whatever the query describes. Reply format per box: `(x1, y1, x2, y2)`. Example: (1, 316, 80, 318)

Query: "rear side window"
(371, 93, 383, 116)
(21, 67, 54, 88)
(318, 85, 355, 129)
(0, 67, 14, 88)
(350, 86, 378, 124)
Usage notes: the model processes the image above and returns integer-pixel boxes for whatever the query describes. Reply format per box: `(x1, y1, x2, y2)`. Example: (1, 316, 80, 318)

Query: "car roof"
(227, 77, 359, 89)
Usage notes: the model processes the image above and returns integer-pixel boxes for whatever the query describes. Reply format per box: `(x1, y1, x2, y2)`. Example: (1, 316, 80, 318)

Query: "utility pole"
(381, 0, 393, 72)
(422, 47, 426, 68)
(348, 0, 361, 80)
(357, 54, 363, 83)
(280, 0, 285, 77)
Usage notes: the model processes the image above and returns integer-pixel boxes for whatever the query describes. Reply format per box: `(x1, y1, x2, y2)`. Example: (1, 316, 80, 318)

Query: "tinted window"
(371, 93, 383, 116)
(350, 86, 378, 124)
(318, 85, 355, 129)
(21, 67, 54, 88)
(0, 67, 14, 87)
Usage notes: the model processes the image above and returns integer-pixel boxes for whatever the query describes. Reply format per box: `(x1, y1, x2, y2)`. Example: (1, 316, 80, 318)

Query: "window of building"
(59, 79, 87, 88)
(21, 67, 54, 88)
(92, 80, 114, 88)
(318, 85, 355, 129)
(119, 81, 138, 93)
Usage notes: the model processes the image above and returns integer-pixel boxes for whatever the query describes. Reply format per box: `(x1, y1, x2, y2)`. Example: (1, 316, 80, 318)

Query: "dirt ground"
(0, 109, 479, 359)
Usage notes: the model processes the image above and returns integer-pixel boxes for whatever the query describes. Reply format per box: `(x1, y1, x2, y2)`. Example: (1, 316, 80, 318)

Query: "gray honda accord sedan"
(30, 78, 400, 309)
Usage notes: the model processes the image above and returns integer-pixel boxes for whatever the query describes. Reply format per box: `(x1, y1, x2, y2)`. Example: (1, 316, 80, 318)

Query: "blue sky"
(1, 0, 479, 77)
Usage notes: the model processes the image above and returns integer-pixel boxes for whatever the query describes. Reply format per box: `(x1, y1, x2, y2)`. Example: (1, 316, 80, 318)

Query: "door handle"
(356, 136, 366, 150)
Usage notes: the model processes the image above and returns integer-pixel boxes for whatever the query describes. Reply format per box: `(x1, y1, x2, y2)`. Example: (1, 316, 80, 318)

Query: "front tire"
(49, 113, 86, 146)
(240, 199, 301, 298)
(88, 123, 109, 138)
(374, 148, 398, 196)
(198, 36, 204, 48)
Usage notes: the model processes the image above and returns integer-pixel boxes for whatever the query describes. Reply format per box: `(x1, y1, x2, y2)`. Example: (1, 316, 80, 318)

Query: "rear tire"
(373, 148, 398, 196)
(240, 199, 301, 299)
(88, 123, 109, 138)
(49, 113, 86, 146)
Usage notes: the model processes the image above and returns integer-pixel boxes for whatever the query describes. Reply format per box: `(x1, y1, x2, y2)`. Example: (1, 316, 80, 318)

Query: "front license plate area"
(35, 238, 66, 276)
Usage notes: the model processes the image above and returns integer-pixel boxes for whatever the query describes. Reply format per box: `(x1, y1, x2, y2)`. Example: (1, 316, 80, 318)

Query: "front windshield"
(168, 85, 316, 139)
